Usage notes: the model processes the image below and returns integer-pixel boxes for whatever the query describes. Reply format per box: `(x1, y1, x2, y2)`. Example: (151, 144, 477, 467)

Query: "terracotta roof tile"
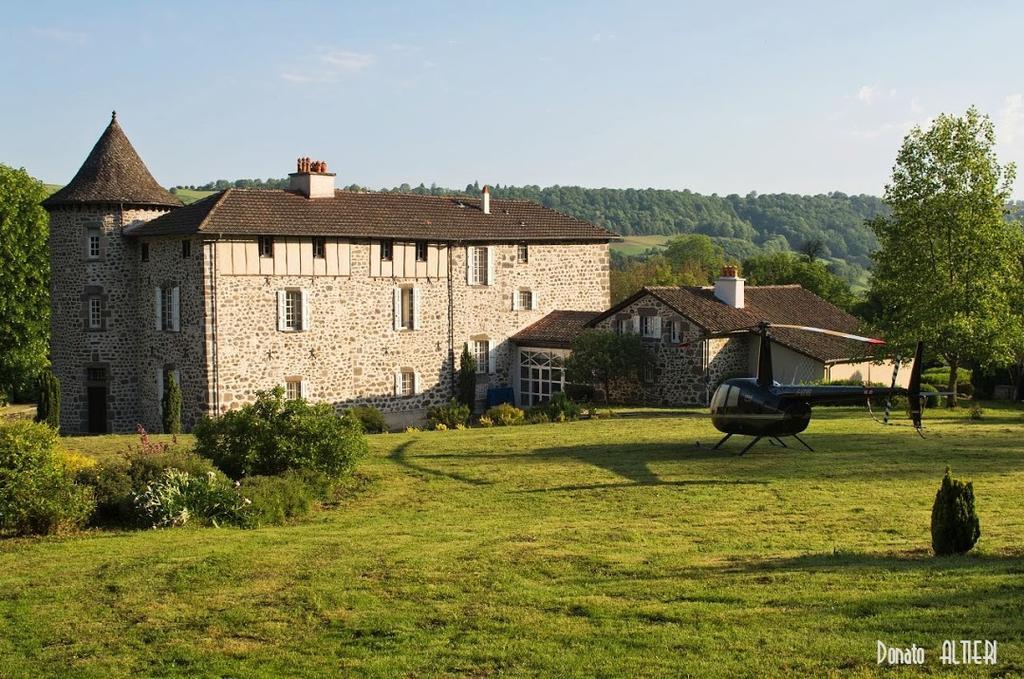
(42, 114, 181, 209)
(510, 310, 602, 348)
(127, 188, 617, 242)
(592, 285, 870, 363)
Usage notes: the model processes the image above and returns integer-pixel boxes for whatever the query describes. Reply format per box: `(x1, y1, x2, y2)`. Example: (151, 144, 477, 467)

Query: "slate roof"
(590, 285, 872, 363)
(510, 310, 602, 349)
(42, 113, 181, 209)
(127, 188, 617, 242)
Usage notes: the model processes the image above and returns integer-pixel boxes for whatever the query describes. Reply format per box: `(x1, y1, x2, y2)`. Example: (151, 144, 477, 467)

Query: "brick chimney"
(482, 185, 491, 214)
(289, 157, 335, 198)
(714, 265, 744, 308)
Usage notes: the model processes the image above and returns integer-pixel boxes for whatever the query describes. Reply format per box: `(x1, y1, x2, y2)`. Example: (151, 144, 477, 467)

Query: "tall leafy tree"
(565, 330, 647, 402)
(662, 234, 725, 284)
(741, 251, 856, 310)
(0, 165, 49, 403)
(868, 107, 1020, 406)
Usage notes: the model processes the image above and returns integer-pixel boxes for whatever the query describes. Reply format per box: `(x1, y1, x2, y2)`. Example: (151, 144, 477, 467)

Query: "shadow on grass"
(402, 441, 767, 490)
(388, 441, 493, 486)
(608, 409, 707, 420)
(716, 549, 1024, 575)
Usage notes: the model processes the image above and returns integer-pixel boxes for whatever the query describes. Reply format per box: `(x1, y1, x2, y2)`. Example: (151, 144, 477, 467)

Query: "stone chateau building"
(45, 114, 614, 433)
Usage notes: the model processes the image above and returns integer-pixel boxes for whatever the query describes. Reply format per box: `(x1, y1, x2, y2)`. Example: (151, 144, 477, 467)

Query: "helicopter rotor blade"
(766, 324, 886, 345)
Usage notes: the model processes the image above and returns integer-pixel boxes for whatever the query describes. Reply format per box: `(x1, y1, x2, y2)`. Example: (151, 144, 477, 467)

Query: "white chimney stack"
(714, 265, 745, 308)
(482, 185, 491, 215)
(289, 156, 336, 199)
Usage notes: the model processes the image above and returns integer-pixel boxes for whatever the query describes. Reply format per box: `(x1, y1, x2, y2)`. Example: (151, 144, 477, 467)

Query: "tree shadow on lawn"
(709, 548, 1024, 578)
(394, 440, 769, 491)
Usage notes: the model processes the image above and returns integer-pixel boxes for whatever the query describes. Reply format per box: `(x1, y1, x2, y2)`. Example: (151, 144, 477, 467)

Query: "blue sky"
(3, 1, 1023, 197)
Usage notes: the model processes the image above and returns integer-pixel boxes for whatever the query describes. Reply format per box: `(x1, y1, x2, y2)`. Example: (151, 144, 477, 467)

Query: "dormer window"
(313, 237, 326, 259)
(380, 240, 394, 262)
(415, 241, 428, 262)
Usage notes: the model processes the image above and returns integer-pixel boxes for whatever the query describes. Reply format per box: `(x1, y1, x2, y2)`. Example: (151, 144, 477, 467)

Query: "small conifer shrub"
(162, 372, 182, 435)
(35, 370, 61, 431)
(930, 467, 981, 556)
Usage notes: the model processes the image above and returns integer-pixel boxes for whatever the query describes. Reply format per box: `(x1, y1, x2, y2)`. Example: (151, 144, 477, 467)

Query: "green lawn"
(171, 188, 215, 204)
(609, 234, 671, 257)
(2, 405, 1023, 676)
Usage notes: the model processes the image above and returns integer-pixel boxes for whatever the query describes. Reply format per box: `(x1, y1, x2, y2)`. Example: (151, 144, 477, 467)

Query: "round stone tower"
(42, 112, 181, 434)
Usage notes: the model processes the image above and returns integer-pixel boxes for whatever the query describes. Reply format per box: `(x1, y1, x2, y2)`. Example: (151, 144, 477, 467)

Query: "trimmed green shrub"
(162, 371, 182, 435)
(346, 405, 387, 434)
(35, 370, 60, 430)
(194, 388, 367, 479)
(0, 420, 94, 535)
(544, 391, 581, 422)
(135, 468, 249, 528)
(427, 399, 470, 430)
(457, 345, 477, 409)
(931, 467, 981, 556)
(921, 384, 940, 408)
(484, 403, 525, 426)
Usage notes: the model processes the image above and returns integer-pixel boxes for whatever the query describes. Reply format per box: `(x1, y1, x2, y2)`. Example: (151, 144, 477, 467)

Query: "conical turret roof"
(42, 112, 182, 209)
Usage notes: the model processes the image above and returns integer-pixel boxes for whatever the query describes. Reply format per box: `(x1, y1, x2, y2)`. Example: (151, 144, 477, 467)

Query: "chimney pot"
(482, 185, 491, 215)
(289, 156, 336, 198)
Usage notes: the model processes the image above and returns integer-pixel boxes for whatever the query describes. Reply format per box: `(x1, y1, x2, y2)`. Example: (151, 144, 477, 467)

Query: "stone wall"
(592, 293, 753, 406)
(204, 239, 610, 418)
(135, 235, 210, 432)
(48, 205, 173, 433)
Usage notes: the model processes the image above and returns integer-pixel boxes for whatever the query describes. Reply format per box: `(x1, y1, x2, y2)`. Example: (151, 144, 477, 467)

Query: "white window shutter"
(394, 372, 402, 396)
(530, 291, 539, 311)
(487, 339, 497, 374)
(300, 289, 310, 331)
(632, 315, 641, 334)
(512, 291, 520, 311)
(277, 290, 286, 331)
(154, 287, 162, 331)
(413, 372, 421, 395)
(412, 287, 420, 330)
(652, 316, 661, 337)
(300, 379, 309, 399)
(171, 286, 181, 331)
(466, 247, 475, 285)
(485, 247, 494, 286)
(393, 287, 402, 331)
(156, 368, 164, 415)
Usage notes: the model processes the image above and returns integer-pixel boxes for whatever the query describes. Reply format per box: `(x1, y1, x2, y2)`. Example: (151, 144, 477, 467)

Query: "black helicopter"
(692, 322, 925, 455)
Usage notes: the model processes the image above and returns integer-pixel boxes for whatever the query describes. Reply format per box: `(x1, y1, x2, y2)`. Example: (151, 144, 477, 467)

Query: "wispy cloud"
(857, 85, 880, 104)
(999, 93, 1024, 144)
(281, 48, 374, 84)
(32, 27, 88, 45)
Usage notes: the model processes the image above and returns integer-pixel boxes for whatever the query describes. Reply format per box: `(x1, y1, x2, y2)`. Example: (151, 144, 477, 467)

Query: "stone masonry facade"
(203, 239, 610, 419)
(592, 293, 751, 406)
(51, 222, 609, 432)
(48, 205, 174, 433)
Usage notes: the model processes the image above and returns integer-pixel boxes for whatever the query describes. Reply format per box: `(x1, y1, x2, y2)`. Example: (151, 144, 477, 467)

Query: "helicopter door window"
(726, 386, 740, 409)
